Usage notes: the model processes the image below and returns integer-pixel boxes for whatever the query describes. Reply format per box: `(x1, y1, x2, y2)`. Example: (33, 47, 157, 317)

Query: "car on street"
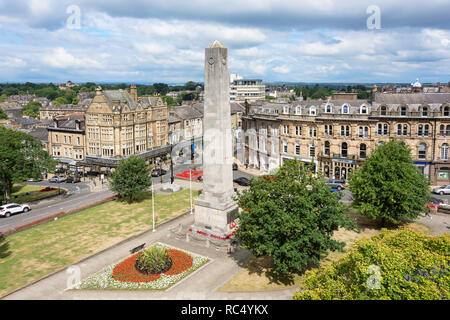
(328, 178, 346, 186)
(232, 163, 238, 170)
(49, 176, 66, 183)
(432, 185, 450, 195)
(326, 182, 345, 191)
(233, 177, 249, 186)
(0, 203, 31, 218)
(151, 168, 167, 177)
(66, 176, 81, 183)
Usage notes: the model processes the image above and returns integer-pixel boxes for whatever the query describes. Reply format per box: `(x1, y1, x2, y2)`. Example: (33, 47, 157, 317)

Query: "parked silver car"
(0, 203, 31, 218)
(432, 185, 450, 195)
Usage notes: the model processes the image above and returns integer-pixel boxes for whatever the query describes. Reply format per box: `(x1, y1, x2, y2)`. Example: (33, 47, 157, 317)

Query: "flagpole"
(152, 181, 155, 232)
(190, 168, 193, 215)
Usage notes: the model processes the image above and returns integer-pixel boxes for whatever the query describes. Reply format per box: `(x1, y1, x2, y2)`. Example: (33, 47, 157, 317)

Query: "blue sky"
(0, 0, 449, 84)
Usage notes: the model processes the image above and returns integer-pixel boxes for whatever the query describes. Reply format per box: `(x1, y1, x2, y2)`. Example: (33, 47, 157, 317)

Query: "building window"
(400, 106, 407, 116)
(418, 125, 423, 136)
(359, 144, 367, 159)
(341, 125, 350, 137)
(324, 124, 333, 136)
(295, 142, 300, 155)
(384, 124, 388, 135)
(283, 125, 289, 135)
(380, 106, 387, 115)
(359, 126, 369, 138)
(442, 144, 449, 160)
(341, 142, 348, 158)
(422, 106, 428, 116)
(447, 125, 450, 136)
(444, 106, 449, 116)
(309, 107, 316, 116)
(424, 124, 429, 136)
(283, 106, 289, 114)
(283, 140, 288, 153)
(403, 124, 408, 136)
(360, 105, 368, 114)
(342, 105, 349, 114)
(440, 124, 445, 136)
(326, 105, 332, 113)
(324, 141, 330, 156)
(418, 143, 427, 159)
(309, 127, 317, 137)
(295, 126, 302, 136)
(309, 143, 315, 157)
(295, 106, 301, 115)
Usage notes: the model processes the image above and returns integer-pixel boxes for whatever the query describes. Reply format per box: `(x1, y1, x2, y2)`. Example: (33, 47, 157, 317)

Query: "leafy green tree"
(22, 101, 42, 119)
(0, 94, 8, 102)
(3, 87, 19, 96)
(234, 159, 356, 276)
(109, 155, 153, 203)
(184, 81, 197, 91)
(52, 96, 68, 105)
(349, 139, 429, 226)
(162, 96, 177, 106)
(0, 127, 56, 202)
(153, 83, 170, 95)
(293, 228, 450, 300)
(0, 108, 7, 120)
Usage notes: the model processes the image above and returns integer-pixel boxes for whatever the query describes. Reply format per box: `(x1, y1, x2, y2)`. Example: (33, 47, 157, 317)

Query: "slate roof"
(103, 90, 137, 110)
(52, 114, 85, 131)
(170, 106, 203, 120)
(28, 127, 48, 142)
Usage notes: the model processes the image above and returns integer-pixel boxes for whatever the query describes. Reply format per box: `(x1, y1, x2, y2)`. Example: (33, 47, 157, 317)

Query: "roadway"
(0, 166, 255, 233)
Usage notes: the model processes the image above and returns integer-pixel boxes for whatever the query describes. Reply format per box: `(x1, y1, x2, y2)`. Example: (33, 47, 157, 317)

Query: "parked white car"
(0, 203, 31, 218)
(432, 185, 450, 195)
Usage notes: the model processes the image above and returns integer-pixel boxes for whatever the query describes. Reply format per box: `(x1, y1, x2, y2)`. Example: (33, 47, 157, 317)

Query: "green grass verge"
(0, 188, 199, 297)
(1, 184, 60, 204)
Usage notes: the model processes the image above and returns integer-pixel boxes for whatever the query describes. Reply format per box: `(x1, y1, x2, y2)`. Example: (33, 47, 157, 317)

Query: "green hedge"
(2, 189, 61, 204)
(293, 228, 450, 300)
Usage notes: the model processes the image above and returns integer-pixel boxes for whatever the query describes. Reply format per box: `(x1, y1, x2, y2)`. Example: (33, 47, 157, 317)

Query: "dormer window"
(283, 106, 289, 114)
(380, 106, 387, 116)
(309, 106, 316, 116)
(360, 105, 368, 114)
(400, 106, 407, 116)
(295, 106, 301, 115)
(326, 105, 332, 113)
(342, 105, 349, 114)
(422, 106, 428, 116)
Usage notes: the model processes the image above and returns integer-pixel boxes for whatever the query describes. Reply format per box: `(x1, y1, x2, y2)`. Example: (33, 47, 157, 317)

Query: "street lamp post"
(152, 182, 155, 232)
(189, 168, 193, 215)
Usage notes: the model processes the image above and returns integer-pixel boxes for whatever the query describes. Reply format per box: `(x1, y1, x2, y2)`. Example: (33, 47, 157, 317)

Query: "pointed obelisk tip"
(208, 40, 226, 48)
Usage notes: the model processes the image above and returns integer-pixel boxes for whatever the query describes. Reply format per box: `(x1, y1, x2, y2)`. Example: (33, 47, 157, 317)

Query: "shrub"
(135, 245, 172, 275)
(293, 228, 450, 300)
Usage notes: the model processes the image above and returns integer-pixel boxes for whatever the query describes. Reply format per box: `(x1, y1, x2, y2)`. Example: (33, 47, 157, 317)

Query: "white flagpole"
(152, 182, 155, 232)
(190, 169, 193, 215)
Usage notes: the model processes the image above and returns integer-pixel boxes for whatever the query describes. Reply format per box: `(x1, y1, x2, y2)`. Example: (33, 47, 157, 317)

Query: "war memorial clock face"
(208, 57, 215, 65)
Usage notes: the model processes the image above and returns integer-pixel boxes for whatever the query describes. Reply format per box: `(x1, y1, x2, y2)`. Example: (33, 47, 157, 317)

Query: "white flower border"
(77, 242, 209, 290)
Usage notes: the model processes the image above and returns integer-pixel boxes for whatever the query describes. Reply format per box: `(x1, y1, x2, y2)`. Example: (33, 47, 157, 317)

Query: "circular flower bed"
(111, 248, 193, 283)
(78, 243, 208, 290)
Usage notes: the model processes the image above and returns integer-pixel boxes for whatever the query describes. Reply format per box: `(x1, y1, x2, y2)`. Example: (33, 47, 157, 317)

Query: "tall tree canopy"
(0, 127, 55, 202)
(234, 159, 356, 275)
(109, 155, 153, 203)
(349, 139, 429, 226)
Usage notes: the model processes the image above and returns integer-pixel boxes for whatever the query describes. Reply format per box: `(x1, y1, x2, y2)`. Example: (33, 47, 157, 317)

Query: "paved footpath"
(2, 212, 297, 300)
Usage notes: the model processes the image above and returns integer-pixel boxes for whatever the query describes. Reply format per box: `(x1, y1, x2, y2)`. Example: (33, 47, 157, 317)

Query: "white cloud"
(272, 65, 291, 74)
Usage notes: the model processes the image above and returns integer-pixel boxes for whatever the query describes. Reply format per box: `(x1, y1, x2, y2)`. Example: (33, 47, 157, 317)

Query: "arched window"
(309, 142, 315, 157)
(341, 142, 348, 158)
(424, 124, 429, 136)
(342, 105, 349, 114)
(418, 125, 423, 136)
(442, 144, 449, 160)
(360, 105, 368, 114)
(440, 124, 445, 136)
(324, 165, 330, 178)
(326, 105, 332, 113)
(380, 106, 387, 115)
(346, 125, 350, 136)
(295, 142, 300, 155)
(384, 124, 388, 135)
(397, 124, 402, 136)
(403, 124, 408, 136)
(401, 106, 407, 116)
(324, 141, 330, 156)
(422, 106, 428, 116)
(418, 143, 427, 159)
(295, 106, 301, 115)
(309, 106, 316, 116)
(359, 144, 367, 159)
(283, 140, 288, 153)
(283, 106, 289, 114)
(447, 125, 450, 136)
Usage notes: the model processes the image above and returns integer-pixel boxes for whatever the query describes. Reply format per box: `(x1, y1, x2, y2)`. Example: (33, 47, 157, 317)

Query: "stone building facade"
(240, 92, 450, 185)
(82, 85, 169, 169)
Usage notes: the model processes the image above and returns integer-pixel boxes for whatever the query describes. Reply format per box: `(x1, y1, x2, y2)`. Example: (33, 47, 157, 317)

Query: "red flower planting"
(111, 249, 193, 283)
(164, 249, 193, 275)
(174, 170, 203, 179)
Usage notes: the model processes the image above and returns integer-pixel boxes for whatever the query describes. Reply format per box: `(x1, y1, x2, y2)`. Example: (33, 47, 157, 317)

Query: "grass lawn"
(0, 189, 199, 297)
(218, 212, 432, 292)
(0, 184, 57, 204)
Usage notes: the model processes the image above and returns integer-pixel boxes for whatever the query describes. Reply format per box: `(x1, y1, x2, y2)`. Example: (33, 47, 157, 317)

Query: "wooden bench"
(130, 243, 145, 254)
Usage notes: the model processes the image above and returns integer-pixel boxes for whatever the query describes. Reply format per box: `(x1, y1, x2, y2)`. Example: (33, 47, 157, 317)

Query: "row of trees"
(234, 139, 430, 277)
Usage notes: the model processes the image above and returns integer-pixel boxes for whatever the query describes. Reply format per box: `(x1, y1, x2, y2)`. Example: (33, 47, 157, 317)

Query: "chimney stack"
(130, 84, 138, 102)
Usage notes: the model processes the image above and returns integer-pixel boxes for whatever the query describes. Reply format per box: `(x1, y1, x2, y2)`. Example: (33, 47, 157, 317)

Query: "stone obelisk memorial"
(191, 40, 238, 238)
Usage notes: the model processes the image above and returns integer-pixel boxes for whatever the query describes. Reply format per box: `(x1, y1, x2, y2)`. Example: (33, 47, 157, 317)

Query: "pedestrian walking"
(425, 207, 432, 219)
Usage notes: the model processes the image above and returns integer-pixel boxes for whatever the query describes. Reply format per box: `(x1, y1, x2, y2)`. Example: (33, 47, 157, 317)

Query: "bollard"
(206, 238, 210, 248)
(186, 233, 190, 242)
